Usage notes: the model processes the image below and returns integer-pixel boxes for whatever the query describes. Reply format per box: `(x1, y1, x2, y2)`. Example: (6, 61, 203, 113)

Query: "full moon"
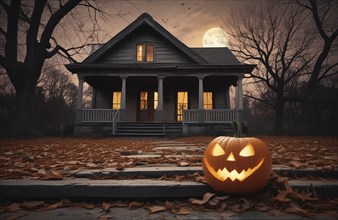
(203, 27, 229, 47)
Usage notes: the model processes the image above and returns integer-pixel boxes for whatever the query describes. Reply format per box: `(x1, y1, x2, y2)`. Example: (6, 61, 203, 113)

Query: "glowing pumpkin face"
(203, 136, 272, 194)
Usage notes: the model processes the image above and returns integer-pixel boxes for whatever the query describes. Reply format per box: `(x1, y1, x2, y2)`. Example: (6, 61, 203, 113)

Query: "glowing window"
(177, 92, 188, 121)
(112, 92, 121, 110)
(154, 92, 158, 110)
(204, 92, 213, 110)
(137, 45, 144, 62)
(136, 44, 154, 62)
(140, 91, 148, 110)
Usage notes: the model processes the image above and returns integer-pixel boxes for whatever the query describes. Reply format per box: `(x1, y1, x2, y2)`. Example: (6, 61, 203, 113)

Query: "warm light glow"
(239, 144, 255, 157)
(177, 92, 188, 121)
(112, 92, 121, 109)
(212, 143, 225, 156)
(140, 91, 148, 110)
(203, 92, 213, 109)
(137, 45, 143, 61)
(146, 45, 154, 61)
(154, 92, 158, 110)
(226, 152, 236, 161)
(204, 158, 265, 182)
(203, 27, 229, 47)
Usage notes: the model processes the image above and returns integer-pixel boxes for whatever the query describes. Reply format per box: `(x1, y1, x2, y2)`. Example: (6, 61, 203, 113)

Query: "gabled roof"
(83, 13, 206, 64)
(192, 48, 241, 65)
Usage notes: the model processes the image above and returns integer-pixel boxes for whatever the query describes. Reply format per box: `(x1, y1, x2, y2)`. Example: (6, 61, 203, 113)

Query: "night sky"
(90, 0, 241, 48)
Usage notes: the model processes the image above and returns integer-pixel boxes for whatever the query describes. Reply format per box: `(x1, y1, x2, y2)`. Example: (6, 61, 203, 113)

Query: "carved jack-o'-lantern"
(202, 123, 272, 194)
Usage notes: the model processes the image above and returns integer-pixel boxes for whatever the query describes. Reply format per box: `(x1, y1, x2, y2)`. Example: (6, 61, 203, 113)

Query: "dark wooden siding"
(96, 26, 194, 64)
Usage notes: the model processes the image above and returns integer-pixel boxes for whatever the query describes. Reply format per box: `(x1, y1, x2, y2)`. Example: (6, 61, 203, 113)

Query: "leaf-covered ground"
(0, 136, 337, 219)
(0, 136, 337, 179)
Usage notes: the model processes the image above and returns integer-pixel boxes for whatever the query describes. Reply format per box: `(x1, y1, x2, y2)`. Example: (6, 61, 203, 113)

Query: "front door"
(138, 91, 157, 121)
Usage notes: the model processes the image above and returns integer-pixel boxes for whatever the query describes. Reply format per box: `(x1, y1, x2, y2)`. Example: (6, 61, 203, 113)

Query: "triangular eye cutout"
(212, 143, 225, 156)
(239, 144, 255, 157)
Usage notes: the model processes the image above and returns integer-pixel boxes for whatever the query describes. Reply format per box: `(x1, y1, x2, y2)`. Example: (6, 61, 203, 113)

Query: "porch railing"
(82, 109, 119, 123)
(205, 109, 239, 123)
(182, 109, 199, 123)
(183, 109, 240, 123)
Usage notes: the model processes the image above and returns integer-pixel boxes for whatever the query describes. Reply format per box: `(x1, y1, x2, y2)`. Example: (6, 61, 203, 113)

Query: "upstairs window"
(136, 44, 154, 62)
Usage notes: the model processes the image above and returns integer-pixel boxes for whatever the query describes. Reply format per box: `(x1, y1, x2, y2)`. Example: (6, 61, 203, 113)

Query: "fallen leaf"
(82, 203, 95, 209)
(283, 180, 292, 193)
(147, 205, 167, 214)
(189, 192, 216, 205)
(50, 170, 63, 180)
(254, 203, 270, 212)
(216, 195, 230, 201)
(164, 201, 174, 210)
(7, 203, 21, 212)
(288, 160, 302, 168)
(21, 201, 44, 210)
(111, 201, 128, 207)
(274, 191, 291, 203)
(240, 198, 250, 212)
(286, 206, 314, 218)
(178, 161, 190, 167)
(102, 202, 111, 211)
(38, 169, 47, 175)
(46, 200, 64, 210)
(4, 151, 14, 155)
(0, 156, 10, 161)
(86, 162, 97, 167)
(14, 162, 26, 168)
(129, 201, 144, 210)
(175, 207, 191, 215)
(67, 161, 83, 165)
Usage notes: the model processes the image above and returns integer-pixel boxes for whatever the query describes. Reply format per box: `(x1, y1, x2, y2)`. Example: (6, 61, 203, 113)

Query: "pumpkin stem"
(233, 121, 243, 137)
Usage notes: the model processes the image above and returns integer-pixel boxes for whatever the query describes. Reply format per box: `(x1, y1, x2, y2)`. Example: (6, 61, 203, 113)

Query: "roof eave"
(65, 63, 256, 73)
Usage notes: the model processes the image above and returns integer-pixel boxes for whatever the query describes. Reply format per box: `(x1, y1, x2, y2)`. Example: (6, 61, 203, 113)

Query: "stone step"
(111, 133, 165, 137)
(153, 147, 200, 151)
(156, 143, 197, 146)
(0, 178, 337, 199)
(72, 167, 203, 178)
(123, 154, 202, 159)
(72, 166, 338, 179)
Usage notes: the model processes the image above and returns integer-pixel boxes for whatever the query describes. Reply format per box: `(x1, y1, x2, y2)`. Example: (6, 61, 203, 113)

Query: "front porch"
(75, 108, 242, 135)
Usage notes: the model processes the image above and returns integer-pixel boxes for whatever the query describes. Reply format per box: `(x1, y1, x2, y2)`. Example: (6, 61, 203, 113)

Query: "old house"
(65, 13, 255, 136)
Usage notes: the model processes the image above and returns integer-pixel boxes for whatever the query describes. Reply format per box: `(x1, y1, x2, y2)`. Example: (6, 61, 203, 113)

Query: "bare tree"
(226, 2, 313, 133)
(226, 0, 337, 133)
(39, 67, 77, 106)
(0, 0, 128, 137)
(297, 0, 338, 92)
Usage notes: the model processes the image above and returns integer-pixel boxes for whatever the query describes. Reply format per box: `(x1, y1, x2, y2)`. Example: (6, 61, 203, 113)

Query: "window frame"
(136, 43, 155, 62)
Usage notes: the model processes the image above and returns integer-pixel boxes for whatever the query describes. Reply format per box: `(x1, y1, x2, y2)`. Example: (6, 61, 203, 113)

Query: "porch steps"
(112, 122, 182, 136)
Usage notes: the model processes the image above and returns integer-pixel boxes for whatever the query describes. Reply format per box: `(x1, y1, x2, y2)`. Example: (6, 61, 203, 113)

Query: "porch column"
(156, 76, 165, 122)
(76, 76, 84, 109)
(120, 75, 127, 121)
(236, 76, 244, 121)
(225, 87, 230, 109)
(198, 75, 205, 123)
(74, 75, 84, 134)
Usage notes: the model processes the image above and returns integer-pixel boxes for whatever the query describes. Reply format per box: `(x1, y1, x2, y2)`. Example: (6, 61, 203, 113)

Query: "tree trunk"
(10, 68, 38, 138)
(274, 97, 285, 134)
